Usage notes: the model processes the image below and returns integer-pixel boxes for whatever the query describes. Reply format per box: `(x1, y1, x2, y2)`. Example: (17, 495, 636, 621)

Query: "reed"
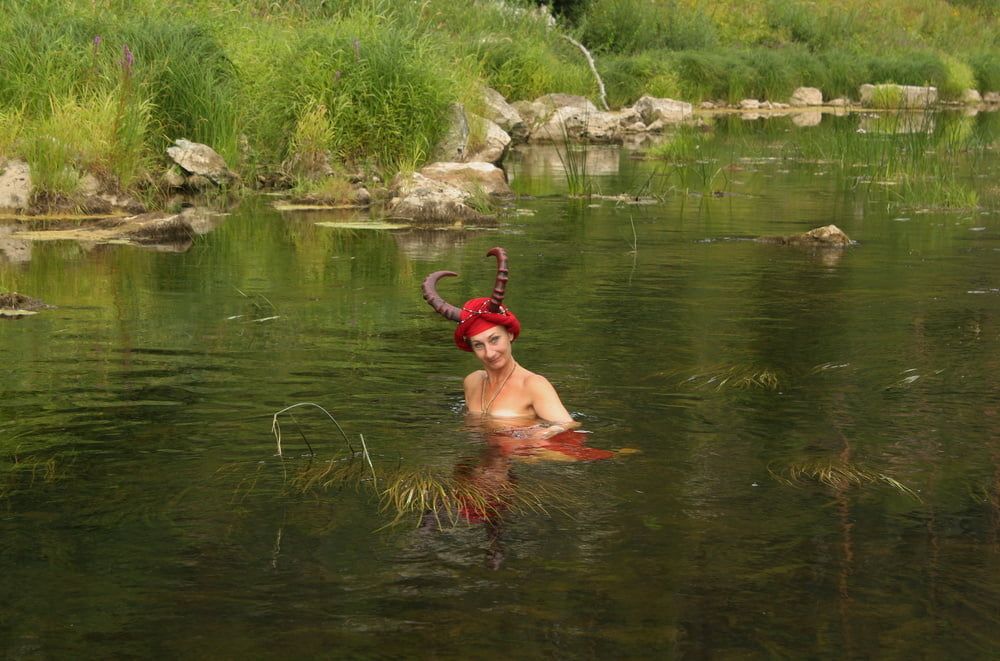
(552, 122, 596, 197)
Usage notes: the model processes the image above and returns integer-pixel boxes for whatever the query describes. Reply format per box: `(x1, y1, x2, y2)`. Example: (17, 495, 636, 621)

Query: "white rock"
(961, 89, 983, 105)
(482, 87, 527, 141)
(419, 161, 512, 197)
(0, 159, 31, 212)
(466, 117, 512, 164)
(790, 87, 823, 107)
(859, 84, 938, 108)
(632, 96, 693, 124)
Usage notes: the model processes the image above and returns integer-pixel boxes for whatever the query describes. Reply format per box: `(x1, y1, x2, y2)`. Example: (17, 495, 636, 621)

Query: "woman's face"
(468, 325, 514, 371)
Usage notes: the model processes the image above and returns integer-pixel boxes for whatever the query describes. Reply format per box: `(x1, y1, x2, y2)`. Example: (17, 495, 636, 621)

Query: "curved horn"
(486, 246, 509, 312)
(422, 270, 462, 321)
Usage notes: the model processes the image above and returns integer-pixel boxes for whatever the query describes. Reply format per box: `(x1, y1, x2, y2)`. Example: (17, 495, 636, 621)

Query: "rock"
(79, 173, 102, 196)
(790, 87, 823, 107)
(515, 94, 599, 132)
(632, 96, 693, 124)
(166, 139, 236, 185)
(985, 92, 1000, 105)
(0, 159, 32, 212)
(757, 224, 853, 247)
(0, 291, 54, 318)
(431, 103, 470, 162)
(466, 117, 512, 164)
(859, 84, 938, 108)
(482, 87, 528, 142)
(700, 101, 716, 110)
(115, 212, 195, 245)
(828, 97, 850, 107)
(739, 99, 760, 110)
(962, 89, 983, 105)
(419, 161, 512, 197)
(792, 111, 822, 127)
(353, 186, 372, 206)
(186, 174, 214, 191)
(162, 166, 186, 189)
(387, 172, 491, 223)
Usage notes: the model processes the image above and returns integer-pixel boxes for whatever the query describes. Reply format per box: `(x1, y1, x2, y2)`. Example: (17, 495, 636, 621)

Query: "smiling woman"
(422, 247, 578, 435)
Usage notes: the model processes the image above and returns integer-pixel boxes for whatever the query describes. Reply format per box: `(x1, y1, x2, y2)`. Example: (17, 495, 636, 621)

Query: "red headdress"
(422, 247, 521, 352)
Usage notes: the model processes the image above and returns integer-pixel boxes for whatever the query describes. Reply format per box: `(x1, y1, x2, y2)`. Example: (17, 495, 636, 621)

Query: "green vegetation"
(576, 0, 1000, 104)
(0, 0, 997, 207)
(0, 0, 593, 207)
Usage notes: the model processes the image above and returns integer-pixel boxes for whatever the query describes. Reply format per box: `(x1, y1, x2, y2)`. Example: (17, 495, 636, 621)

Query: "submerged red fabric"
(453, 297, 521, 352)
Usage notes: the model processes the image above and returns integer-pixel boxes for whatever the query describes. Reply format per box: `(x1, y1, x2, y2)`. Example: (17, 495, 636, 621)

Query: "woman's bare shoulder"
(464, 370, 486, 387)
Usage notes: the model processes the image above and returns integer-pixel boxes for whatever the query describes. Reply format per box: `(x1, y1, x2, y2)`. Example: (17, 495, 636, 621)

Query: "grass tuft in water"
(668, 364, 782, 391)
(376, 466, 567, 530)
(770, 458, 921, 500)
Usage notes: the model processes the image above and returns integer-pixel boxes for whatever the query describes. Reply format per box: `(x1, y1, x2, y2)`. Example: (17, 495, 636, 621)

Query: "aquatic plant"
(770, 457, 921, 500)
(552, 121, 596, 197)
(377, 465, 566, 529)
(660, 364, 782, 391)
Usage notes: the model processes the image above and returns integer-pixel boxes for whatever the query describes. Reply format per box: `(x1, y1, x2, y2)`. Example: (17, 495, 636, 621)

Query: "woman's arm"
(527, 374, 579, 435)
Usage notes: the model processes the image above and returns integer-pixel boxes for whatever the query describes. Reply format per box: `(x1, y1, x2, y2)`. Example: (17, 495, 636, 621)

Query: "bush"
(969, 51, 1000, 92)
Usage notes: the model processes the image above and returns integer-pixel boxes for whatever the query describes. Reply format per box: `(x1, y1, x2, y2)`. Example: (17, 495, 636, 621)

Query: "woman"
(422, 247, 579, 439)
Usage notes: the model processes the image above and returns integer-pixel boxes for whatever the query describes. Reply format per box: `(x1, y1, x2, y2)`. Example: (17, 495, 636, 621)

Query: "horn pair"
(422, 247, 509, 321)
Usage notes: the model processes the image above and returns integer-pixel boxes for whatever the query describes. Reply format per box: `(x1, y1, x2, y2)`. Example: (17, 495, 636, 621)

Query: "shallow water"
(3, 110, 1000, 658)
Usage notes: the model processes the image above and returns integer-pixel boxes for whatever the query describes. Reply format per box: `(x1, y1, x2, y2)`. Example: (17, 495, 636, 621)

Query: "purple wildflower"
(121, 44, 134, 75)
(93, 35, 102, 48)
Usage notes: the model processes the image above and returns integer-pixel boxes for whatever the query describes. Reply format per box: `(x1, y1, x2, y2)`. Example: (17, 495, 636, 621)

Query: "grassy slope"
(0, 0, 996, 205)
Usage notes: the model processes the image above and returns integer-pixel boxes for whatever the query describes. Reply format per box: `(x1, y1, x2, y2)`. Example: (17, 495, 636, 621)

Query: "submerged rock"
(757, 224, 854, 247)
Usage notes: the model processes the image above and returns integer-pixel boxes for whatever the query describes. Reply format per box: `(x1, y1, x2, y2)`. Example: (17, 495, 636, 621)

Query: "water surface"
(3, 110, 1000, 658)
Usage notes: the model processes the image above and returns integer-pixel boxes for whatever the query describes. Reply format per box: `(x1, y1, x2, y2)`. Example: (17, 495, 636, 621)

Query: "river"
(2, 109, 1000, 657)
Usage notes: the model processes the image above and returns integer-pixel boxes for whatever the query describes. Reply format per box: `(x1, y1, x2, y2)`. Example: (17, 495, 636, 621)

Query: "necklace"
(481, 360, 518, 414)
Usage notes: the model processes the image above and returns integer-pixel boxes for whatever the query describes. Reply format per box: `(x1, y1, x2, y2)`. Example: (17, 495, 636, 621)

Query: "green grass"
(1, 0, 998, 206)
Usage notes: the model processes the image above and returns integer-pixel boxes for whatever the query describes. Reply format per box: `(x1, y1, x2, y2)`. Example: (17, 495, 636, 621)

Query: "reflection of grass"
(770, 458, 920, 500)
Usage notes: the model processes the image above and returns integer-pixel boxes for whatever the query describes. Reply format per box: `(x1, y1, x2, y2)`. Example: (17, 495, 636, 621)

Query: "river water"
(2, 110, 1000, 658)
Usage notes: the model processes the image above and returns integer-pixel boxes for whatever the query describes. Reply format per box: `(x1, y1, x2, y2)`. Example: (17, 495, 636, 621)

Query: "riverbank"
(0, 0, 998, 217)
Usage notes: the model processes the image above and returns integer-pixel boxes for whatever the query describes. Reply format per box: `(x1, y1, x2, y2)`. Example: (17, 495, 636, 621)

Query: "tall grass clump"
(418, 0, 594, 101)
(969, 52, 1000, 93)
(579, 0, 718, 54)
(247, 13, 456, 174)
(599, 52, 684, 106)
